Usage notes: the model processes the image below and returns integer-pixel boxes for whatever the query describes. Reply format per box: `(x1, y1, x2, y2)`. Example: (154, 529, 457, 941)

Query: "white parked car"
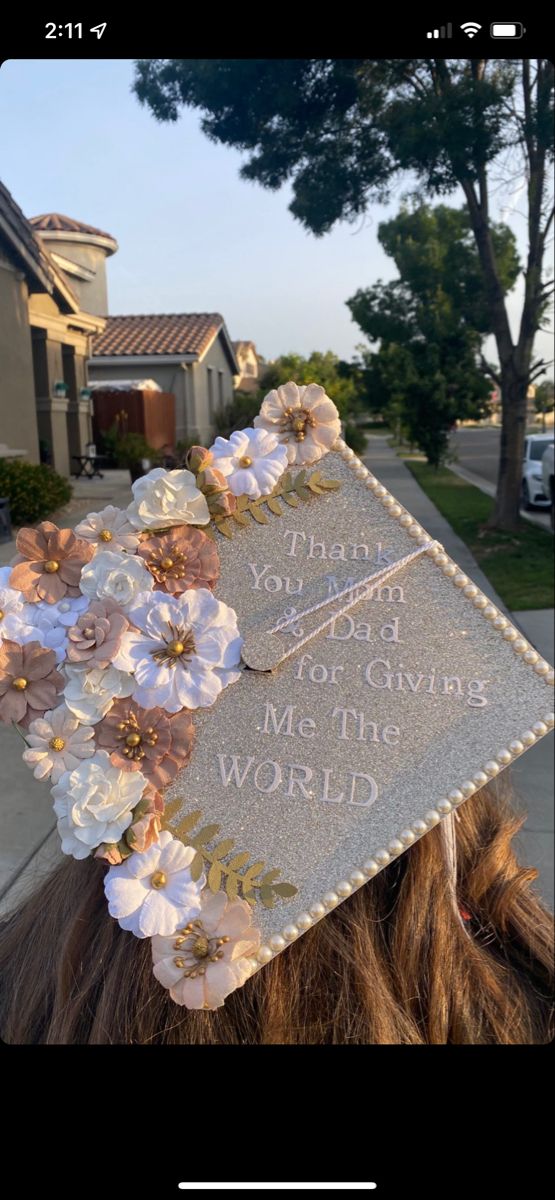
(541, 442, 554, 528)
(521, 434, 554, 508)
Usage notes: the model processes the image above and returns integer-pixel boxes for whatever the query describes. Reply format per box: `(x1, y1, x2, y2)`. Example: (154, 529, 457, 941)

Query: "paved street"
(451, 427, 552, 530)
(451, 427, 505, 486)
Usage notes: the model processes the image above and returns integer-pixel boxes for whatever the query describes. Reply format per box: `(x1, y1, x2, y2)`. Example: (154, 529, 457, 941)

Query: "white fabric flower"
(0, 581, 40, 646)
(208, 427, 288, 500)
(113, 589, 242, 713)
(35, 594, 90, 629)
(254, 380, 341, 465)
(22, 703, 95, 783)
(51, 750, 146, 859)
(19, 605, 61, 662)
(19, 595, 90, 664)
(104, 829, 204, 938)
(152, 891, 261, 1009)
(74, 505, 140, 553)
(79, 550, 153, 608)
(0, 583, 81, 663)
(63, 664, 134, 724)
(126, 468, 210, 530)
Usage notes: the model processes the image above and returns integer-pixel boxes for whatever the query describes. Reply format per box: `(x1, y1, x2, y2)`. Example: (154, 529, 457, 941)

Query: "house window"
(244, 362, 255, 376)
(207, 367, 214, 421)
(218, 371, 224, 410)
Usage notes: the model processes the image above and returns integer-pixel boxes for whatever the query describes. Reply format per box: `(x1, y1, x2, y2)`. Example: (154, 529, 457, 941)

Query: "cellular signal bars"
(427, 24, 453, 38)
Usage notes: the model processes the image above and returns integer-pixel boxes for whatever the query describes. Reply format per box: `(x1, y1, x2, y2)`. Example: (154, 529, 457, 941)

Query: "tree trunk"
(491, 367, 528, 530)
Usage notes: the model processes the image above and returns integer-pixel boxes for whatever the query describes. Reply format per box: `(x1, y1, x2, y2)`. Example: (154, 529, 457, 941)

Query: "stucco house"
(232, 340, 265, 392)
(89, 314, 238, 445)
(0, 184, 106, 475)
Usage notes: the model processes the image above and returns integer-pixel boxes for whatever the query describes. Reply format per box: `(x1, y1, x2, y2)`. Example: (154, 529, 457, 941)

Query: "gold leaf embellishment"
(162, 803, 298, 907)
(207, 469, 341, 540)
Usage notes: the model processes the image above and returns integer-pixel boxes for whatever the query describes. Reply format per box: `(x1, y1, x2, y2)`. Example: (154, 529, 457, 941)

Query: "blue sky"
(0, 59, 550, 371)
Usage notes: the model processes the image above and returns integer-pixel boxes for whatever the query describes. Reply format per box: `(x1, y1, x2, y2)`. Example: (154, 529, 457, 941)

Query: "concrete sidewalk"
(363, 436, 554, 910)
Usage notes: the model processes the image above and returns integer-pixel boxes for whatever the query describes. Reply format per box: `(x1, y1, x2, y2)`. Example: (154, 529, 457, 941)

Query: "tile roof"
(0, 182, 52, 282)
(92, 313, 224, 358)
(30, 212, 116, 242)
(0, 181, 80, 310)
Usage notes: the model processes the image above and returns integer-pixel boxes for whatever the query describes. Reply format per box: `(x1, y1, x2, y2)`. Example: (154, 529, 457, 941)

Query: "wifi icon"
(461, 21, 482, 37)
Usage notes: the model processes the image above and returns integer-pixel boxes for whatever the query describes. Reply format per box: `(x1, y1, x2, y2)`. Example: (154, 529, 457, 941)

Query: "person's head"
(0, 776, 552, 1044)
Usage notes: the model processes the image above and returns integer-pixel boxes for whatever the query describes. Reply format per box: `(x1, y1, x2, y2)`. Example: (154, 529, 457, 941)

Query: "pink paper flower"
(0, 639, 64, 727)
(95, 698, 195, 788)
(66, 600, 129, 668)
(74, 505, 140, 553)
(22, 704, 95, 783)
(9, 522, 94, 605)
(254, 381, 341, 465)
(151, 892, 260, 1009)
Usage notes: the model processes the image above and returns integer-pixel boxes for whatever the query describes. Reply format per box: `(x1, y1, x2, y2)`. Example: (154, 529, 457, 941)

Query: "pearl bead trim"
(250, 442, 555, 972)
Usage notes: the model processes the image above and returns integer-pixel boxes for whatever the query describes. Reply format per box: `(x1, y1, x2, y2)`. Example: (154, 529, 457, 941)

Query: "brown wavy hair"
(0, 776, 553, 1044)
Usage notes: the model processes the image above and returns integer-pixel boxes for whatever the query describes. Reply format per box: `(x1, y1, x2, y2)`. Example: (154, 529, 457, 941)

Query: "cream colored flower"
(74, 505, 140, 553)
(22, 703, 95, 783)
(63, 664, 134, 724)
(126, 468, 210, 530)
(51, 750, 146, 859)
(151, 892, 260, 1009)
(254, 380, 341, 465)
(79, 550, 153, 608)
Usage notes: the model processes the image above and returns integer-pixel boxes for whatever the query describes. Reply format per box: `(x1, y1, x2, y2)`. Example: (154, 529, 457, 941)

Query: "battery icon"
(490, 22, 525, 37)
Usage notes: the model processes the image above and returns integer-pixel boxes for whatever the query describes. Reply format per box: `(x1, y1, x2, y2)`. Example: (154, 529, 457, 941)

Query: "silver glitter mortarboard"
(163, 438, 554, 975)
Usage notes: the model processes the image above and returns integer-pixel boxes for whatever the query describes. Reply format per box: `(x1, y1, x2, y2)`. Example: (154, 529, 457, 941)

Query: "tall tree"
(348, 204, 520, 465)
(133, 58, 554, 529)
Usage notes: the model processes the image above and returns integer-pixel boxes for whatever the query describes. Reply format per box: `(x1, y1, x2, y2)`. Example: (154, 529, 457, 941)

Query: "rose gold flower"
(66, 600, 129, 668)
(186, 446, 213, 474)
(126, 783, 164, 852)
(137, 527, 220, 594)
(0, 639, 64, 727)
(9, 521, 94, 605)
(94, 842, 127, 866)
(202, 472, 238, 518)
(183, 446, 237, 517)
(95, 698, 195, 787)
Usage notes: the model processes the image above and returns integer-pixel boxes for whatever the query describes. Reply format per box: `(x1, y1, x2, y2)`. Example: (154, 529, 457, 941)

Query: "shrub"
(0, 459, 72, 526)
(213, 391, 263, 438)
(112, 433, 158, 469)
(344, 422, 368, 456)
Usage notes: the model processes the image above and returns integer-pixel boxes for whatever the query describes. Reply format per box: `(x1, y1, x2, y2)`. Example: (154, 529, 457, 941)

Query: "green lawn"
(406, 463, 554, 611)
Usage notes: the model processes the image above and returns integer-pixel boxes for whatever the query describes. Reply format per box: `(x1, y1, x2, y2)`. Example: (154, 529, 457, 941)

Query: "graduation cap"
(158, 388, 553, 999)
(4, 383, 552, 1012)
